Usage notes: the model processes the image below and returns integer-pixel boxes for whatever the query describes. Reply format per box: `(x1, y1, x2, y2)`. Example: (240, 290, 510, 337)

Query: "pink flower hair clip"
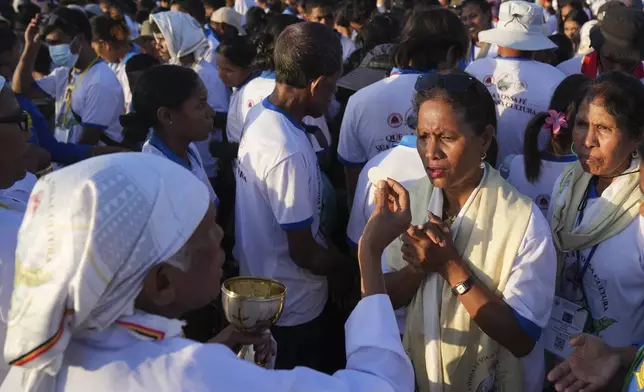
(544, 110, 568, 135)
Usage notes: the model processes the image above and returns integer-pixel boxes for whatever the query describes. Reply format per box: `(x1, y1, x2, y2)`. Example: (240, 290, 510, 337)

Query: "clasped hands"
(360, 179, 460, 276)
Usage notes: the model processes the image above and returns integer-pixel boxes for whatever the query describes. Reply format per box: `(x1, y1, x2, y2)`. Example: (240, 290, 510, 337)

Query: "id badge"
(544, 296, 588, 358)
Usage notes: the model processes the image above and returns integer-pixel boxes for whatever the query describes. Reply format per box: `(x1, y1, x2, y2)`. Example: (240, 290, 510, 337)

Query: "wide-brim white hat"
(479, 0, 557, 51)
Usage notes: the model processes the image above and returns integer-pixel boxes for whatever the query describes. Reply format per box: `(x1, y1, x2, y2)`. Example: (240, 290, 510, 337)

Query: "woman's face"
(0, 87, 28, 189)
(560, 4, 573, 20)
(171, 80, 214, 141)
(416, 99, 491, 190)
(573, 97, 640, 177)
(215, 53, 250, 88)
(154, 33, 171, 62)
(461, 4, 490, 42)
(563, 19, 581, 43)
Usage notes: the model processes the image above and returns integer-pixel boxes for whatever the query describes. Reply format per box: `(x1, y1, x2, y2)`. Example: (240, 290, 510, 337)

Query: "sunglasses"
(0, 110, 30, 132)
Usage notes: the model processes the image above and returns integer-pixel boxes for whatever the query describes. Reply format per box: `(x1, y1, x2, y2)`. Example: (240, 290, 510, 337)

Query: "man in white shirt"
(235, 22, 355, 373)
(460, 0, 499, 63)
(557, 7, 644, 81)
(13, 8, 125, 148)
(305, 0, 356, 60)
(0, 76, 30, 384)
(338, 8, 468, 203)
(466, 0, 565, 165)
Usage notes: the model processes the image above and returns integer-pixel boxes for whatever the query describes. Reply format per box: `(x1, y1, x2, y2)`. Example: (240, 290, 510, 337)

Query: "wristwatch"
(451, 277, 474, 296)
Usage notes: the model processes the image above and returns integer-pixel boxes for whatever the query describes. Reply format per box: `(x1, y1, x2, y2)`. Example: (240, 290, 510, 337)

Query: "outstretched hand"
(360, 178, 411, 253)
(547, 334, 621, 392)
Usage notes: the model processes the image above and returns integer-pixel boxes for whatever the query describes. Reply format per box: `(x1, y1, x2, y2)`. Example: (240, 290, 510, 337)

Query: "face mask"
(48, 42, 79, 68)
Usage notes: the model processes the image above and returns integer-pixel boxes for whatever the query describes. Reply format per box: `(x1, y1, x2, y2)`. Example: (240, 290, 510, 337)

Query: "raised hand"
(547, 334, 621, 392)
(400, 212, 459, 274)
(24, 15, 42, 47)
(360, 179, 411, 253)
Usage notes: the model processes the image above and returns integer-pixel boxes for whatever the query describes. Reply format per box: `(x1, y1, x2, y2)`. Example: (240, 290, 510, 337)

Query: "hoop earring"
(632, 150, 639, 159)
(571, 142, 577, 157)
(480, 152, 487, 169)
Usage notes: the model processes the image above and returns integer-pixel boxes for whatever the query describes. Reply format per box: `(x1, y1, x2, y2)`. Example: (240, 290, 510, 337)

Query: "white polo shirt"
(500, 153, 576, 216)
(234, 98, 327, 326)
(228, 72, 330, 145)
(108, 47, 139, 113)
(466, 57, 565, 165)
(36, 60, 125, 145)
(337, 68, 421, 166)
(192, 59, 230, 179)
(142, 134, 219, 206)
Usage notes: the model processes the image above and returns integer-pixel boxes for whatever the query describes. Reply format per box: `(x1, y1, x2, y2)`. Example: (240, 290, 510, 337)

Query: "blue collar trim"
(262, 97, 304, 131)
(147, 133, 192, 170)
(238, 71, 261, 89)
(260, 70, 276, 80)
(398, 134, 417, 147)
(587, 177, 599, 199)
(540, 151, 577, 163)
(495, 56, 533, 61)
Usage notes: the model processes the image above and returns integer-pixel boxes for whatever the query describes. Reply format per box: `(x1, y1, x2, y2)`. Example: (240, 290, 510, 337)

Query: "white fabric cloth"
(0, 294, 414, 392)
(466, 58, 565, 165)
(500, 153, 577, 216)
(0, 172, 37, 207)
(234, 99, 327, 326)
(142, 137, 219, 205)
(150, 11, 210, 65)
(36, 61, 125, 145)
(228, 74, 330, 146)
(557, 55, 585, 76)
(577, 21, 598, 56)
(2, 153, 210, 392)
(549, 170, 644, 348)
(338, 72, 419, 165)
(108, 48, 139, 112)
(192, 59, 230, 178)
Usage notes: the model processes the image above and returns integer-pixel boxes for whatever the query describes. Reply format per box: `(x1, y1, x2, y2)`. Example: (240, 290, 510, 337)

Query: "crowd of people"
(0, 0, 644, 390)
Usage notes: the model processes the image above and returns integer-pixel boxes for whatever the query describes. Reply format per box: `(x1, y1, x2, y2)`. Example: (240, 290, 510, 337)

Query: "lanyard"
(59, 57, 100, 129)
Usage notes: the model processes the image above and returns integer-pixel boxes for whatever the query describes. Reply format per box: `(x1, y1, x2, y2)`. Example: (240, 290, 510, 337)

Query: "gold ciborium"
(221, 277, 287, 364)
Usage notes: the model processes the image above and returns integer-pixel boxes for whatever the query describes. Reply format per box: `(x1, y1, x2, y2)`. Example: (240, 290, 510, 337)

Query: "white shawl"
(150, 11, 210, 65)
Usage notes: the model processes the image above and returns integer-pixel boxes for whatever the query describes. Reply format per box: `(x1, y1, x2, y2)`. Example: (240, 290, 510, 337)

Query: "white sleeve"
(34, 67, 66, 99)
(266, 153, 315, 230)
(187, 294, 414, 392)
(226, 95, 243, 143)
(337, 96, 368, 165)
(503, 204, 557, 330)
(346, 167, 375, 248)
(80, 81, 124, 130)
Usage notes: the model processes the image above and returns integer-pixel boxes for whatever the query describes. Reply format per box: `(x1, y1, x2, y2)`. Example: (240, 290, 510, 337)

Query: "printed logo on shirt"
(246, 99, 256, 108)
(387, 113, 404, 128)
(466, 354, 508, 392)
(483, 75, 495, 87)
(374, 132, 413, 153)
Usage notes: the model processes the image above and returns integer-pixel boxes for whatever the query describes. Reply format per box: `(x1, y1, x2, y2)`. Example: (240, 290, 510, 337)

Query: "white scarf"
(150, 11, 210, 65)
(3, 152, 211, 392)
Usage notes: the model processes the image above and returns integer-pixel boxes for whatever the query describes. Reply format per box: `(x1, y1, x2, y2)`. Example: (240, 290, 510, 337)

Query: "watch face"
(456, 285, 467, 295)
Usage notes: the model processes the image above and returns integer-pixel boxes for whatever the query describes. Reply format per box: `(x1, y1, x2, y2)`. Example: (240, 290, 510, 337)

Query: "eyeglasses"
(0, 110, 30, 132)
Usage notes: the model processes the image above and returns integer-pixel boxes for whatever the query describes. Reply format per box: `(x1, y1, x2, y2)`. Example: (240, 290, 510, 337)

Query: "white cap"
(479, 1, 556, 51)
(210, 7, 246, 35)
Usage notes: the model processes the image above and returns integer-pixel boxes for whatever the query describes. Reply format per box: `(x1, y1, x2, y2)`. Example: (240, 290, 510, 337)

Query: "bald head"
(274, 22, 343, 88)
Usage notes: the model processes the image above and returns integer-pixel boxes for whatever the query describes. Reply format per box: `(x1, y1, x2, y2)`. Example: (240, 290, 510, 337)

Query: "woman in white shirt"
(150, 11, 229, 182)
(501, 74, 590, 216)
(0, 152, 415, 392)
(549, 71, 644, 356)
(382, 69, 556, 392)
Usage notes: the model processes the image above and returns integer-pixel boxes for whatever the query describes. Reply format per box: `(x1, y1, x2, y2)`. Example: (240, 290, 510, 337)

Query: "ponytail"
(523, 112, 549, 183)
(120, 112, 154, 150)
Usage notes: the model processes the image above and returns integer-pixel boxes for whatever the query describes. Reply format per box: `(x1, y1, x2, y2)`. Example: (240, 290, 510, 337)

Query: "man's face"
(308, 6, 334, 28)
(0, 87, 28, 189)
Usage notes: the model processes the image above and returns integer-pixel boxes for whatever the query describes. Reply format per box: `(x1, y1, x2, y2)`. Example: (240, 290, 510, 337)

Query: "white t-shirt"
(229, 73, 330, 145)
(378, 167, 556, 392)
(108, 48, 139, 113)
(468, 43, 498, 64)
(340, 34, 356, 61)
(36, 61, 125, 145)
(338, 70, 421, 166)
(551, 176, 644, 349)
(500, 153, 576, 216)
(142, 135, 219, 206)
(466, 58, 565, 165)
(192, 59, 230, 179)
(234, 98, 327, 326)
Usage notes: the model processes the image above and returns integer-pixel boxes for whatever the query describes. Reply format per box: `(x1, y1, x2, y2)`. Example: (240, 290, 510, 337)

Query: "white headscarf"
(3, 152, 210, 392)
(577, 20, 599, 55)
(150, 11, 210, 65)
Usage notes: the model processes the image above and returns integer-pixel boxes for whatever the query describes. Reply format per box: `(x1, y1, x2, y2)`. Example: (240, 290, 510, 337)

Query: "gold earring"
(480, 152, 487, 169)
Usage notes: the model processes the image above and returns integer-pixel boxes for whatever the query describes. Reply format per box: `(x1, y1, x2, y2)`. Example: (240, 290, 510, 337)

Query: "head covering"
(211, 7, 246, 35)
(479, 0, 557, 51)
(3, 152, 210, 392)
(150, 11, 211, 64)
(577, 20, 599, 55)
(590, 7, 644, 63)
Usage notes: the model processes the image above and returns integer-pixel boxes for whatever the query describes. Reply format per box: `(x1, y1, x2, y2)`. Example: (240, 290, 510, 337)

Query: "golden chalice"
(221, 277, 287, 365)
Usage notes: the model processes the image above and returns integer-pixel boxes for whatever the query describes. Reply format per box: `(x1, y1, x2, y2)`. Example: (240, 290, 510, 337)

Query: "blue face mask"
(48, 42, 79, 68)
